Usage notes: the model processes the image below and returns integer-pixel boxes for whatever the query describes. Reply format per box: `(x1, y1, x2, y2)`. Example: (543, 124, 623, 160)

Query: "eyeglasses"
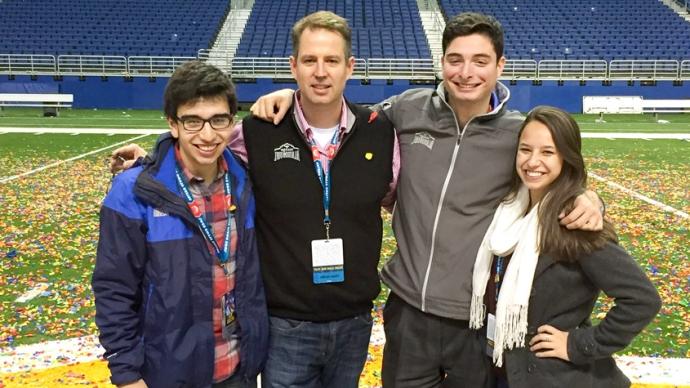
(175, 114, 234, 132)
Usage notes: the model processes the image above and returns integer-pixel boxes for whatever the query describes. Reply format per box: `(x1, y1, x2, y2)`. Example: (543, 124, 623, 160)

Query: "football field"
(0, 109, 688, 387)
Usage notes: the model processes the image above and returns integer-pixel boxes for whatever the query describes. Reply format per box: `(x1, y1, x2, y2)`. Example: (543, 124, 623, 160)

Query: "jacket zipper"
(140, 283, 155, 342)
(419, 97, 494, 311)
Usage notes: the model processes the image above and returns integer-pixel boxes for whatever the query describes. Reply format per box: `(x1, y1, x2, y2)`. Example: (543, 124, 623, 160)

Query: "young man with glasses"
(92, 60, 268, 388)
(111, 12, 397, 387)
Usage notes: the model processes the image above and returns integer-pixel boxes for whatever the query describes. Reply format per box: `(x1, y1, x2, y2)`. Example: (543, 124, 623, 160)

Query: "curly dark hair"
(163, 60, 237, 119)
(442, 12, 504, 59)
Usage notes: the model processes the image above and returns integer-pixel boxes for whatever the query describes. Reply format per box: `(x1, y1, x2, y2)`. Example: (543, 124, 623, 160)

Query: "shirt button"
(527, 364, 536, 373)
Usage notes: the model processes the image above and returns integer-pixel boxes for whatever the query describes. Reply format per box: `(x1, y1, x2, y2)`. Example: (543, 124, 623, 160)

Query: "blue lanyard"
(494, 256, 505, 302)
(174, 166, 234, 272)
(308, 129, 340, 239)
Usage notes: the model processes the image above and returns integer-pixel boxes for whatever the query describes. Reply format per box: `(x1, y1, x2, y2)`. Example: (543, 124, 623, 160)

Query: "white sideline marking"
(0, 134, 151, 184)
(589, 172, 689, 219)
(581, 132, 690, 139)
(616, 356, 690, 385)
(0, 335, 103, 374)
(0, 334, 688, 386)
(0, 127, 166, 135)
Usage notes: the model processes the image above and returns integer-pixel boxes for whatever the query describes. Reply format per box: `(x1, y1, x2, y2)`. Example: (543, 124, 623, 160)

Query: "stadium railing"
(57, 55, 127, 76)
(502, 60, 537, 79)
(364, 58, 435, 80)
(127, 56, 196, 76)
(681, 60, 690, 78)
(537, 60, 608, 80)
(2, 54, 690, 82)
(0, 54, 56, 75)
(609, 60, 680, 80)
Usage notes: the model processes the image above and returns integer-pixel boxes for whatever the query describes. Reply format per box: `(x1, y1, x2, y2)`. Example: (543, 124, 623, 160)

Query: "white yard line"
(0, 127, 166, 135)
(0, 134, 152, 184)
(4, 128, 687, 138)
(589, 172, 689, 219)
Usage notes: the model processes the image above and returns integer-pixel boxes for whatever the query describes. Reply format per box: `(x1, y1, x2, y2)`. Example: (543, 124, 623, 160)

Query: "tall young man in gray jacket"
(227, 11, 604, 387)
(375, 13, 602, 387)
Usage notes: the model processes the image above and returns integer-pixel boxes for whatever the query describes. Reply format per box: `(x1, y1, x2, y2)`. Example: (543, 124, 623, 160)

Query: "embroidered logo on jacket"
(274, 143, 301, 162)
(412, 131, 435, 150)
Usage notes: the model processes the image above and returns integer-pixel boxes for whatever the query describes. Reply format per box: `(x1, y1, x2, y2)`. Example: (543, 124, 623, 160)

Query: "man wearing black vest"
(234, 11, 397, 388)
(110, 10, 397, 388)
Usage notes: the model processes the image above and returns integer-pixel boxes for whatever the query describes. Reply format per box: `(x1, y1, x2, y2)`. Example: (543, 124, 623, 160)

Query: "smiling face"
(516, 120, 564, 204)
(441, 33, 505, 112)
(290, 27, 354, 113)
(168, 95, 233, 182)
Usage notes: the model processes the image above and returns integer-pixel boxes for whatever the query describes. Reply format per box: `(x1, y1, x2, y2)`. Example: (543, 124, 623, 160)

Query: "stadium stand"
(438, 0, 690, 62)
(0, 0, 230, 57)
(235, 0, 432, 59)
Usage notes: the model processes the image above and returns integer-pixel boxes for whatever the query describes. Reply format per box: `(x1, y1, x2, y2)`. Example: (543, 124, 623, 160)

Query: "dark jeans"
(213, 372, 257, 388)
(382, 292, 491, 388)
(261, 313, 373, 388)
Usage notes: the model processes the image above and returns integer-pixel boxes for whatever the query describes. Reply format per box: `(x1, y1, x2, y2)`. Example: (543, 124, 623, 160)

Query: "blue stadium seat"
(438, 0, 690, 61)
(235, 0, 432, 59)
(0, 0, 228, 57)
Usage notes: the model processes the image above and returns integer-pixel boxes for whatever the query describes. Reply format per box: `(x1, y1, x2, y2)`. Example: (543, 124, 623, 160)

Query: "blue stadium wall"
(1, 76, 689, 113)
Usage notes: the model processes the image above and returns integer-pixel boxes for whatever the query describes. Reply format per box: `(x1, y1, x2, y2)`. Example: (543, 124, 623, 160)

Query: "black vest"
(242, 102, 394, 321)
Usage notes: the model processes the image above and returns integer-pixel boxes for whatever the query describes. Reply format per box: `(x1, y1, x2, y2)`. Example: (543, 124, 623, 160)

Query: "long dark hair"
(505, 106, 617, 261)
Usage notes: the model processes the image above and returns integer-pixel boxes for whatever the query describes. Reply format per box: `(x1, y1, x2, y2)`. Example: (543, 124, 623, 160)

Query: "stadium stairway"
(416, 0, 445, 68)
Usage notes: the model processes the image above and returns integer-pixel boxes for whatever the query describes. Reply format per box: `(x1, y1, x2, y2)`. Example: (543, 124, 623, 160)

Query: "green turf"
(0, 108, 250, 129)
(0, 131, 688, 359)
(0, 133, 157, 178)
(1, 108, 689, 132)
(572, 113, 690, 132)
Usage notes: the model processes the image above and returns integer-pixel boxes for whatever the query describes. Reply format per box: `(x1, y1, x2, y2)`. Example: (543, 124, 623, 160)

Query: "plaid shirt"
(175, 147, 239, 383)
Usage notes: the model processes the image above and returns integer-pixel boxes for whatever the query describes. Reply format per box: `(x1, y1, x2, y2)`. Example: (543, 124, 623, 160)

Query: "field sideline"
(0, 114, 688, 386)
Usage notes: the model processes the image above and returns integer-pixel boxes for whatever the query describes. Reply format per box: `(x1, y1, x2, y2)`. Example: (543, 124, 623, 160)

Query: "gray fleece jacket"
(379, 81, 525, 320)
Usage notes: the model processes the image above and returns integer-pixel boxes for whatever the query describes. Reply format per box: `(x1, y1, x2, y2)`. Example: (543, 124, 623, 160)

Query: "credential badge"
(412, 131, 435, 150)
(274, 143, 301, 162)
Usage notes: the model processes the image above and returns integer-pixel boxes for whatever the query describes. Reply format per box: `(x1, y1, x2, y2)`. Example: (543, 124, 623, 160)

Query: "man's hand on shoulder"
(249, 89, 295, 125)
(110, 144, 147, 173)
(559, 190, 604, 231)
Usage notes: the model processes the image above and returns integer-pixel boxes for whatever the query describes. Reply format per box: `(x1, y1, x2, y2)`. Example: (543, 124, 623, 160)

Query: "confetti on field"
(0, 133, 688, 387)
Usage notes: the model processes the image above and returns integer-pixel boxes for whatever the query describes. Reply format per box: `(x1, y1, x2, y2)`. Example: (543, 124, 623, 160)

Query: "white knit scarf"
(469, 185, 541, 367)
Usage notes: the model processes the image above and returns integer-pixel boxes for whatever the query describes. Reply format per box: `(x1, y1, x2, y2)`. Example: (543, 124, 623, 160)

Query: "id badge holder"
(486, 313, 496, 357)
(311, 238, 344, 284)
(221, 292, 238, 340)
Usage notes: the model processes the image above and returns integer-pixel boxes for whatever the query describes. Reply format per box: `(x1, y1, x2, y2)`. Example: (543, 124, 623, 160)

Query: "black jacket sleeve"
(567, 242, 661, 364)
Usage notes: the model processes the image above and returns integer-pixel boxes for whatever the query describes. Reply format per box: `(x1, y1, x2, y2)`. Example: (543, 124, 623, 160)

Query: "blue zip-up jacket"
(92, 134, 268, 387)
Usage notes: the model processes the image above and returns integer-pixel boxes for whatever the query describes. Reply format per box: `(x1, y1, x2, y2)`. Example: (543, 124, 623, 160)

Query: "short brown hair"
(291, 11, 352, 59)
(442, 12, 504, 59)
(163, 60, 237, 119)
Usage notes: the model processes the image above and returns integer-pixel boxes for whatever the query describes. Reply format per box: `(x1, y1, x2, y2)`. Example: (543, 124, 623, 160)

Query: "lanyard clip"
(324, 220, 331, 241)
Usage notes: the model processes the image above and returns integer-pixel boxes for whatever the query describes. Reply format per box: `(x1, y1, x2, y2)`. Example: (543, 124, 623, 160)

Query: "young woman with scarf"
(469, 106, 661, 388)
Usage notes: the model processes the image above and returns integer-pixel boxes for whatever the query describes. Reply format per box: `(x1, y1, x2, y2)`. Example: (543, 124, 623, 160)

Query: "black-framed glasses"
(176, 114, 234, 132)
